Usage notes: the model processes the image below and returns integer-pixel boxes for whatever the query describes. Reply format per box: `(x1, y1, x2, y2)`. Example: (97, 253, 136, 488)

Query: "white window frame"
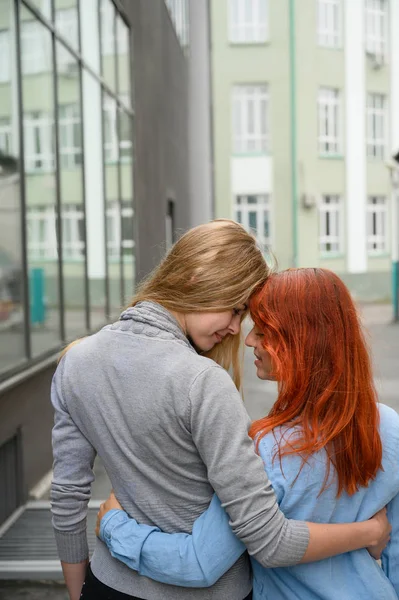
(106, 200, 134, 259)
(103, 96, 132, 163)
(232, 84, 269, 154)
(27, 205, 57, 260)
(0, 118, 12, 156)
(59, 104, 82, 169)
(318, 87, 341, 155)
(0, 30, 10, 83)
(24, 112, 54, 172)
(228, 0, 268, 44)
(234, 194, 272, 248)
(365, 0, 388, 62)
(319, 195, 343, 254)
(366, 93, 387, 160)
(317, 0, 342, 48)
(367, 195, 388, 254)
(21, 20, 51, 75)
(61, 204, 85, 260)
(100, 0, 115, 57)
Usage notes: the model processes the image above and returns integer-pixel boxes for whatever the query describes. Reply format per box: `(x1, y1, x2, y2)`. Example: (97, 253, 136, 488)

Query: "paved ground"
(1, 303, 398, 599)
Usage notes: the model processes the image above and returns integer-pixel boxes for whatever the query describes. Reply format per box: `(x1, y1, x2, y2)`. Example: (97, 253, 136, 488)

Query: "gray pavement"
(1, 303, 398, 598)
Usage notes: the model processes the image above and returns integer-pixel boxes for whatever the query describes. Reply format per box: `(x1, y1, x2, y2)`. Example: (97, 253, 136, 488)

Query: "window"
(165, 199, 175, 251)
(0, 30, 10, 83)
(365, 0, 388, 61)
(319, 195, 343, 254)
(317, 0, 341, 48)
(103, 97, 132, 162)
(27, 206, 57, 260)
(229, 0, 268, 44)
(55, 7, 79, 55)
(100, 0, 115, 56)
(24, 112, 54, 172)
(318, 87, 341, 155)
(61, 204, 85, 259)
(21, 20, 51, 75)
(367, 196, 387, 254)
(0, 118, 11, 156)
(234, 194, 272, 248)
(366, 93, 387, 160)
(59, 104, 82, 168)
(106, 201, 134, 258)
(232, 85, 269, 154)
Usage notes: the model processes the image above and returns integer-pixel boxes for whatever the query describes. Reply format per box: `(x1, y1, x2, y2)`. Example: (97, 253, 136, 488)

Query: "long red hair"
(248, 268, 382, 496)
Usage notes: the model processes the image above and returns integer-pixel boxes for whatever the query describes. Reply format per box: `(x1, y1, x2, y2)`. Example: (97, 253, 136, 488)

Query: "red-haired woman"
(95, 268, 399, 599)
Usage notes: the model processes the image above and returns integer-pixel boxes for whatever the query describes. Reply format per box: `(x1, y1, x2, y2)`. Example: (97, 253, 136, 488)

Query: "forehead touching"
(233, 304, 248, 316)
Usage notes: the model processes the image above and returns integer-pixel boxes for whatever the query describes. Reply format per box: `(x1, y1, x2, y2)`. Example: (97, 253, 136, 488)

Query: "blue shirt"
(100, 403, 399, 599)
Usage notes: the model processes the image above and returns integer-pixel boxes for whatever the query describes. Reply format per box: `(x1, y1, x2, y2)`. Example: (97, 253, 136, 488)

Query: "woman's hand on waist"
(96, 491, 123, 537)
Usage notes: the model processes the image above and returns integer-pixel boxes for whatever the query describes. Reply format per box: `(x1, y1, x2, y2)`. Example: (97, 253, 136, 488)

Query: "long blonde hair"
(61, 220, 270, 388)
(130, 219, 270, 388)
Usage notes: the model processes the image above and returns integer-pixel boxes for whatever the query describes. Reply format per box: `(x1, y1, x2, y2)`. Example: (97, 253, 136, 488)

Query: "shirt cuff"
(100, 509, 128, 544)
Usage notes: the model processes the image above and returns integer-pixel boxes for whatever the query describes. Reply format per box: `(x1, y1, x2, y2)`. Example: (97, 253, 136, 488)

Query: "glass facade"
(0, 0, 135, 380)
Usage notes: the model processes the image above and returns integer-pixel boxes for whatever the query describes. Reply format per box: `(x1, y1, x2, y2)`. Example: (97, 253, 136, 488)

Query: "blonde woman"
(51, 221, 390, 600)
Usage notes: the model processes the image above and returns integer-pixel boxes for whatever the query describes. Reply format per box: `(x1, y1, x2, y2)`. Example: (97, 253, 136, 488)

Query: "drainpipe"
(288, 0, 298, 266)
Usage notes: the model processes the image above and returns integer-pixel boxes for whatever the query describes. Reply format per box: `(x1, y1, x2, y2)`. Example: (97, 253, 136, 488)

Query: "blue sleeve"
(100, 494, 245, 587)
(382, 492, 399, 595)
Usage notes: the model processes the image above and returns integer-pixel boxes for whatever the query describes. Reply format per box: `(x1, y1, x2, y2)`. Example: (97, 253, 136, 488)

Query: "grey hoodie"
(51, 302, 309, 599)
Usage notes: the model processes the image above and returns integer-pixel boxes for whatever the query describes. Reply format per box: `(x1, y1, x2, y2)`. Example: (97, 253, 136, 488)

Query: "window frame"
(365, 0, 389, 62)
(228, 0, 268, 44)
(367, 195, 388, 255)
(317, 87, 342, 156)
(23, 111, 55, 173)
(26, 205, 58, 261)
(232, 84, 270, 155)
(317, 0, 342, 49)
(366, 92, 387, 160)
(234, 194, 272, 248)
(319, 194, 343, 255)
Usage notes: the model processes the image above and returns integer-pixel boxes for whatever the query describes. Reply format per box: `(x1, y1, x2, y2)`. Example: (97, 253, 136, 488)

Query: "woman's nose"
(245, 328, 256, 347)
(228, 315, 241, 335)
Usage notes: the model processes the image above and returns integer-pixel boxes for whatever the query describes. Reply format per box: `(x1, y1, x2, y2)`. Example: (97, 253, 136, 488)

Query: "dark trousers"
(80, 564, 252, 599)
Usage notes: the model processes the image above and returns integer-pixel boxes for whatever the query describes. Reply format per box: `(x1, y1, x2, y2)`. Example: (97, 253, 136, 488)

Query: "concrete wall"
(122, 0, 190, 279)
(0, 365, 55, 501)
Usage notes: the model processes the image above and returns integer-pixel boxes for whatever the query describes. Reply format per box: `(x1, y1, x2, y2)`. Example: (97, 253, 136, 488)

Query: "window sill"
(317, 45, 343, 51)
(368, 253, 390, 259)
(318, 154, 344, 160)
(232, 152, 270, 158)
(228, 41, 270, 48)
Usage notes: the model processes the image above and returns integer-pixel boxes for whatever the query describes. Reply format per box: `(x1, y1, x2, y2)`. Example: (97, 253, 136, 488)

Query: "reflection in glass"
(26, 0, 52, 20)
(100, 0, 116, 92)
(0, 0, 26, 374)
(103, 93, 121, 319)
(82, 71, 106, 331)
(119, 109, 134, 305)
(80, 0, 100, 74)
(21, 6, 61, 356)
(57, 41, 86, 339)
(54, 0, 79, 54)
(116, 14, 131, 108)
